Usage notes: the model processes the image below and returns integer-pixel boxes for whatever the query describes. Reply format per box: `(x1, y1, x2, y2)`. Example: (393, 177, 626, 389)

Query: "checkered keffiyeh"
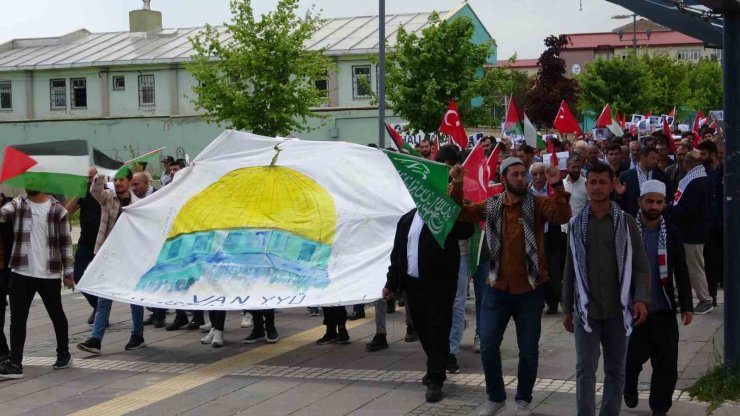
(675, 165, 707, 205)
(486, 190, 539, 288)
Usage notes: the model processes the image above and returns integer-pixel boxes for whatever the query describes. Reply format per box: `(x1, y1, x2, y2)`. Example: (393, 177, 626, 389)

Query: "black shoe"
(337, 327, 351, 344)
(143, 314, 155, 326)
(624, 391, 638, 408)
(348, 311, 366, 321)
(545, 305, 558, 315)
(165, 317, 188, 331)
(425, 383, 443, 402)
(421, 374, 430, 386)
(387, 300, 396, 314)
(0, 353, 9, 364)
(124, 335, 146, 351)
(316, 331, 338, 345)
(266, 327, 279, 343)
(446, 354, 460, 374)
(186, 320, 203, 330)
(243, 330, 265, 344)
(53, 354, 71, 369)
(652, 411, 667, 416)
(308, 307, 320, 317)
(87, 310, 96, 325)
(77, 338, 102, 355)
(152, 318, 165, 328)
(712, 297, 718, 307)
(405, 327, 418, 342)
(0, 361, 23, 379)
(366, 333, 389, 352)
(397, 297, 405, 307)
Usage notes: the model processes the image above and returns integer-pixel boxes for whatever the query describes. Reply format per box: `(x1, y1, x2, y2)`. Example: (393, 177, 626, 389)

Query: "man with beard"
(628, 141, 641, 170)
(419, 138, 433, 160)
(480, 136, 495, 158)
(449, 157, 571, 416)
(665, 143, 690, 191)
(615, 147, 673, 217)
(562, 162, 650, 416)
(564, 154, 588, 227)
(697, 141, 723, 308)
(624, 180, 693, 416)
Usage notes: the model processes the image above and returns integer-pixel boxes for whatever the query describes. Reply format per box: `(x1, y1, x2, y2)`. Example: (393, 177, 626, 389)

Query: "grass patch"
(688, 364, 740, 414)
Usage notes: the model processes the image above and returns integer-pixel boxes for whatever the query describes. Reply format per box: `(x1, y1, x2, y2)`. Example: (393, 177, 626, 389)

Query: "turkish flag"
(692, 110, 704, 147)
(462, 140, 490, 204)
(663, 119, 676, 153)
(596, 104, 613, 128)
(669, 106, 676, 118)
(0, 146, 38, 181)
(439, 99, 469, 149)
(553, 100, 582, 135)
(486, 144, 502, 197)
(645, 111, 652, 118)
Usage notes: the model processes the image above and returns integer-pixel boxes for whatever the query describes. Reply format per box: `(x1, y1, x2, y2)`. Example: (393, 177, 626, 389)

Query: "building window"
(0, 81, 11, 110)
(708, 49, 722, 61)
(594, 50, 614, 61)
(314, 77, 328, 98)
(71, 78, 87, 109)
(50, 79, 67, 110)
(677, 49, 702, 61)
(113, 76, 125, 91)
(352, 65, 371, 99)
(138, 74, 155, 106)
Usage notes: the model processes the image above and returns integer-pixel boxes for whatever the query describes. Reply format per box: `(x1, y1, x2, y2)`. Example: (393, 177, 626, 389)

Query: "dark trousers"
(704, 226, 723, 298)
(480, 285, 545, 403)
(625, 310, 679, 413)
(72, 243, 98, 310)
(544, 230, 567, 310)
(9, 273, 69, 365)
(322, 306, 347, 330)
(352, 304, 365, 314)
(405, 281, 456, 386)
(175, 309, 204, 323)
(151, 308, 167, 320)
(250, 309, 276, 333)
(208, 310, 226, 331)
(0, 269, 9, 356)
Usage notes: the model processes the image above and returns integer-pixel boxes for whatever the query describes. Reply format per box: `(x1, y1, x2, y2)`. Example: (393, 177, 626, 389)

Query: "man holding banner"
(449, 157, 571, 416)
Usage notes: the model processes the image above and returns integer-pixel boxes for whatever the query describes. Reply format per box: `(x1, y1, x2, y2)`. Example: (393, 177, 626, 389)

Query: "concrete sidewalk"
(0, 289, 737, 415)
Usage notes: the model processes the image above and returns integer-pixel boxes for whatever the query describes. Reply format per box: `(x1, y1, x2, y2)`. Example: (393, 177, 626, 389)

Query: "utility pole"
(378, 0, 386, 148)
(723, 8, 740, 368)
(632, 13, 637, 52)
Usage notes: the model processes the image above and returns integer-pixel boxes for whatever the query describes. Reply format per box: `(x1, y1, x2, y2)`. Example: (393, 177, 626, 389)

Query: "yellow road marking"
(70, 309, 377, 416)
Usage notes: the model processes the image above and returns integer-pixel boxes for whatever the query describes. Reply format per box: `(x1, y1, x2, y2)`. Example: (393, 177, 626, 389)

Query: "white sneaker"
(211, 329, 224, 348)
(241, 313, 253, 328)
(515, 400, 532, 416)
(473, 334, 481, 353)
(200, 328, 215, 344)
(199, 322, 212, 332)
(478, 400, 506, 416)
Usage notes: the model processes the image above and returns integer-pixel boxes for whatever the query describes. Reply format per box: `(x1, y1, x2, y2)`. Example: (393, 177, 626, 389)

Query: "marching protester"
(562, 162, 650, 416)
(564, 154, 588, 224)
(63, 167, 101, 324)
(670, 150, 712, 314)
(130, 171, 155, 199)
(243, 310, 279, 344)
(628, 141, 641, 170)
(316, 306, 350, 345)
(697, 140, 724, 308)
(0, 193, 11, 362)
(160, 156, 175, 186)
(0, 187, 74, 378)
(615, 146, 673, 217)
(605, 142, 628, 178)
(450, 157, 571, 415)
(201, 310, 226, 347)
(624, 180, 693, 416)
(665, 142, 691, 191)
(77, 170, 145, 355)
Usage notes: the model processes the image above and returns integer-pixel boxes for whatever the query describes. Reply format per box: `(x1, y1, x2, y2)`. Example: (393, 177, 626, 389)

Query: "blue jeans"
(473, 262, 489, 336)
(479, 284, 544, 403)
(73, 243, 98, 309)
(92, 298, 144, 340)
(449, 254, 470, 355)
(574, 317, 628, 416)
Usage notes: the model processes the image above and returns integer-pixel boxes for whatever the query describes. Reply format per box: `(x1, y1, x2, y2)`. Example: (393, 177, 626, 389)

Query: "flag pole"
(378, 0, 386, 148)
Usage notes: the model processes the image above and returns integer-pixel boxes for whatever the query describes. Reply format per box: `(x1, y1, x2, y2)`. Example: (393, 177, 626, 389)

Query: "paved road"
(1, 288, 737, 415)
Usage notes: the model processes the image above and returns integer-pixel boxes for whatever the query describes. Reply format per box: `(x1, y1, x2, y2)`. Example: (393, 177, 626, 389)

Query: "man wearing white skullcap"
(624, 179, 693, 415)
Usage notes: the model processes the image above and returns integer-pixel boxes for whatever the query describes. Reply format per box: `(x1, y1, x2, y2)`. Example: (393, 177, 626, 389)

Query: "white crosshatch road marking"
(23, 356, 699, 403)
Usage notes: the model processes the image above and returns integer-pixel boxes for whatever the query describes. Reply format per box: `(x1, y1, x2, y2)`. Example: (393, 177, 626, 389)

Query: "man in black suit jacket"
(624, 180, 693, 415)
(615, 146, 673, 217)
(383, 209, 473, 403)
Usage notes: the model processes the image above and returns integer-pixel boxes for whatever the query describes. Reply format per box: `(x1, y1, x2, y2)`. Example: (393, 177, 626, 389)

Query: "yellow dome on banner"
(168, 166, 336, 245)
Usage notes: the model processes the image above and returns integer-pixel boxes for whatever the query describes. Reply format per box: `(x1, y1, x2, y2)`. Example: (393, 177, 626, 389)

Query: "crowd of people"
(0, 122, 726, 416)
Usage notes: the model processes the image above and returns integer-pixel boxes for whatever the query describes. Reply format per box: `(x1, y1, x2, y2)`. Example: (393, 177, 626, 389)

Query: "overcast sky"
(2, 0, 633, 59)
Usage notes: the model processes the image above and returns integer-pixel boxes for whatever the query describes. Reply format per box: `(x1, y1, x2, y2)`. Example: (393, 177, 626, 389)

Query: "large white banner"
(78, 130, 415, 310)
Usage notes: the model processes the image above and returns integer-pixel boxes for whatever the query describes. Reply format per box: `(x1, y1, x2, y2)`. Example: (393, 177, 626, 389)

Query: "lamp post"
(612, 13, 652, 54)
(378, 0, 386, 148)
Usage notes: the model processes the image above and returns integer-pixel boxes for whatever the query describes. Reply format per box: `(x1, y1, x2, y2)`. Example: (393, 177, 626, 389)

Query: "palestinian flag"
(0, 140, 88, 197)
(504, 95, 524, 138)
(93, 147, 165, 179)
(384, 122, 421, 157)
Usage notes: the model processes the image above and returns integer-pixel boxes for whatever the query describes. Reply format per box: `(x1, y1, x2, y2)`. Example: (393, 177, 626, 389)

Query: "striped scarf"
(636, 167, 653, 187)
(486, 190, 538, 288)
(636, 213, 668, 286)
(569, 201, 635, 335)
(675, 165, 707, 205)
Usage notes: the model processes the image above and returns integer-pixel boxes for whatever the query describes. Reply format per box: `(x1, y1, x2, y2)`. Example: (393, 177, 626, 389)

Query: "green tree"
(686, 58, 723, 112)
(484, 55, 531, 125)
(385, 12, 496, 133)
(576, 52, 648, 116)
(188, 0, 331, 137)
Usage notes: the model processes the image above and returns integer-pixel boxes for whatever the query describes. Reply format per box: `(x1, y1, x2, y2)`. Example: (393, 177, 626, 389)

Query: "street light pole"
(632, 13, 637, 53)
(378, 0, 386, 148)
